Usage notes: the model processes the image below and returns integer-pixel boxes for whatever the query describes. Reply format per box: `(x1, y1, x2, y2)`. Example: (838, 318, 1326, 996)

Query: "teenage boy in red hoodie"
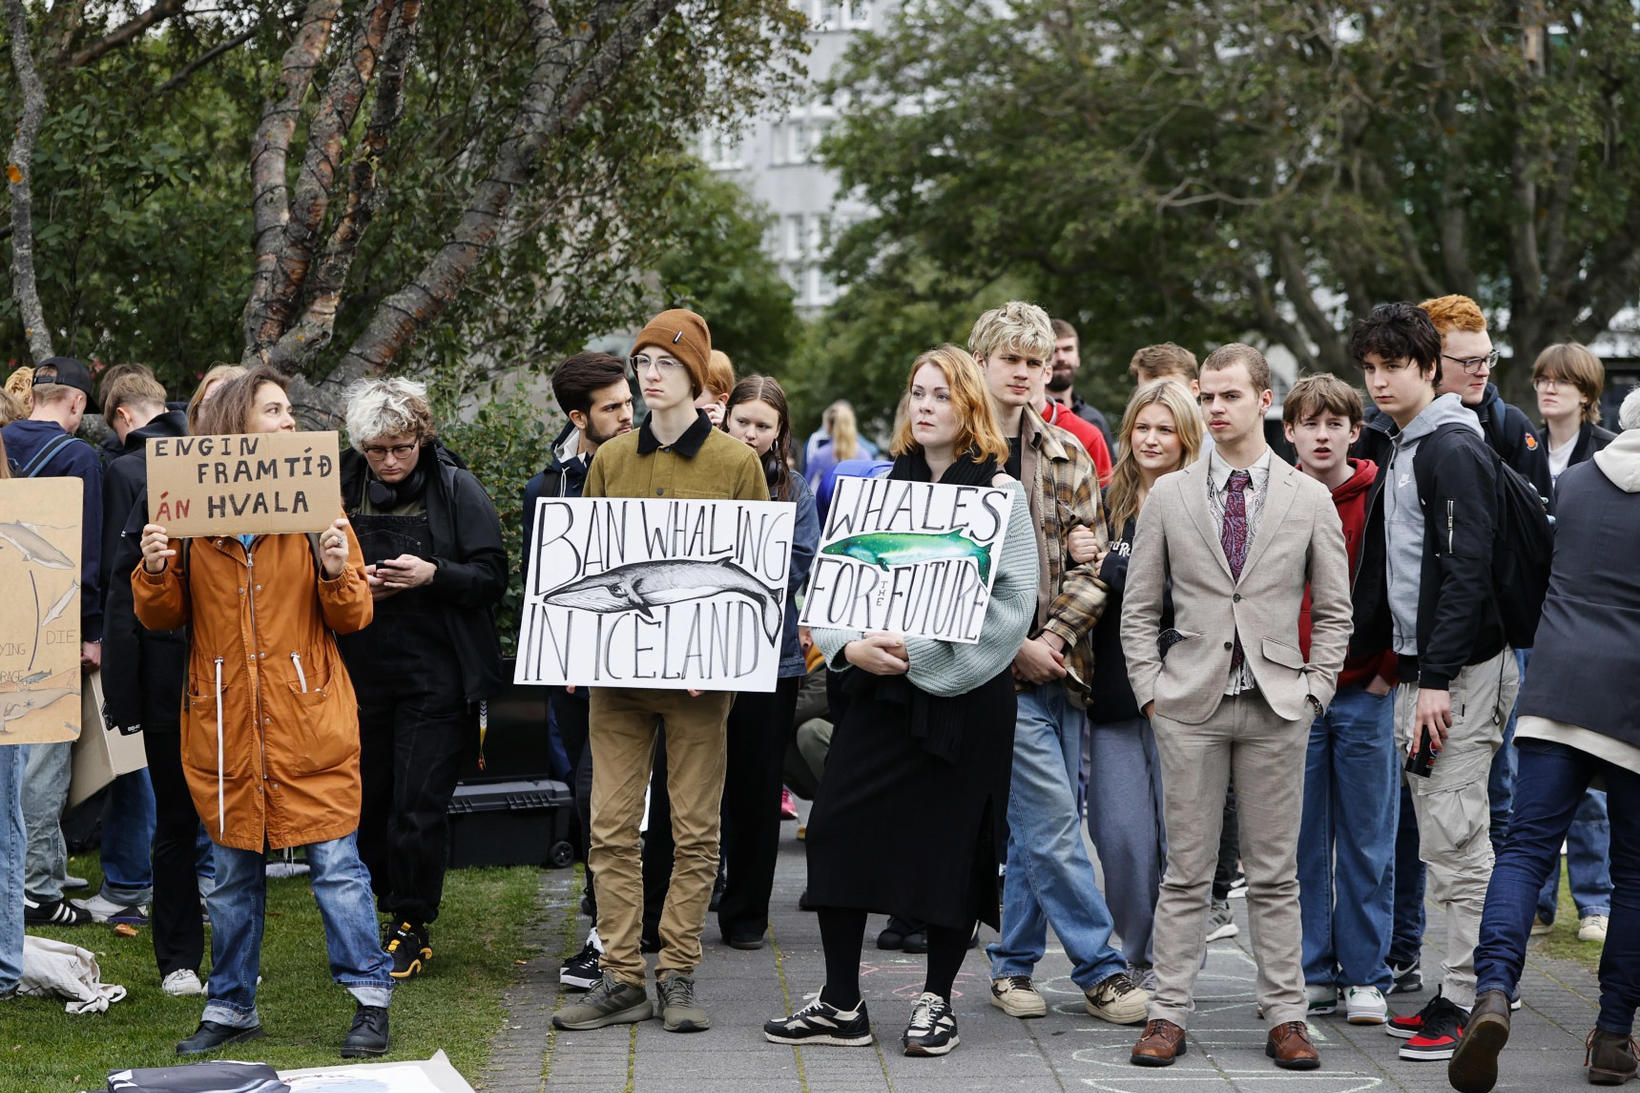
(1286, 375, 1400, 1026)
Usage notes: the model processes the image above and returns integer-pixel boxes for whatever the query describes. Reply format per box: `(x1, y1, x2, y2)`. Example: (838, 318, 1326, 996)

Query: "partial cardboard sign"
(799, 476, 1013, 643)
(516, 497, 795, 692)
(0, 477, 82, 745)
(146, 430, 341, 537)
(68, 671, 146, 807)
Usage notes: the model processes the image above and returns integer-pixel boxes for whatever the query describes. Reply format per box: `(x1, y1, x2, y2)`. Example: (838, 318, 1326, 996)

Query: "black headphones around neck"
(366, 463, 427, 509)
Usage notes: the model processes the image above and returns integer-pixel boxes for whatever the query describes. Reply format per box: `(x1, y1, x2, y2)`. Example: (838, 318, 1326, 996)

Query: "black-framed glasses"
(362, 443, 417, 459)
(629, 353, 684, 374)
(1442, 349, 1499, 375)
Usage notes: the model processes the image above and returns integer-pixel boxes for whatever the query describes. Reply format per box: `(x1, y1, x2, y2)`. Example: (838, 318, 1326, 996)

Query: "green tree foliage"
(2, 1, 806, 408)
(821, 1, 1640, 408)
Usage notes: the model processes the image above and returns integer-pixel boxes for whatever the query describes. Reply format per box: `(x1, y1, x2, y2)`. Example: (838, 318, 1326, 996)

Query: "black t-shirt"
(1006, 435, 1023, 480)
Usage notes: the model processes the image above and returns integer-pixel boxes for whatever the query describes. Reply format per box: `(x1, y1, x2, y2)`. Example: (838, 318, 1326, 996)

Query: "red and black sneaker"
(1399, 993, 1467, 1061)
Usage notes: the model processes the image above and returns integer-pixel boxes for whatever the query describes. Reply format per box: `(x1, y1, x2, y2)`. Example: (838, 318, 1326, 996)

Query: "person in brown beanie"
(552, 308, 768, 1035)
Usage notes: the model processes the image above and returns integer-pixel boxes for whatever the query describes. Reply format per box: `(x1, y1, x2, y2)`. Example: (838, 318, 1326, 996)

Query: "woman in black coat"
(338, 378, 507, 979)
(764, 346, 1037, 1057)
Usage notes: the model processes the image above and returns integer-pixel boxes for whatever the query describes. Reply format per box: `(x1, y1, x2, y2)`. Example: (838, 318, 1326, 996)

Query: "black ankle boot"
(341, 1003, 391, 1057)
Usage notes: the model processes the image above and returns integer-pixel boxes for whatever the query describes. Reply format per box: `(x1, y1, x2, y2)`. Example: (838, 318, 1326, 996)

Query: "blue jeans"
(1298, 687, 1398, 990)
(99, 770, 155, 904)
(0, 746, 24, 994)
(988, 684, 1127, 990)
(202, 833, 392, 1027)
(1487, 648, 1531, 851)
(1476, 739, 1640, 1035)
(21, 741, 72, 900)
(1536, 789, 1613, 920)
(1084, 717, 1166, 968)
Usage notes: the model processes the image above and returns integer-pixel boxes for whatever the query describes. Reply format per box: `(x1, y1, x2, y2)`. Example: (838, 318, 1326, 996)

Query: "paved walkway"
(483, 816, 1605, 1093)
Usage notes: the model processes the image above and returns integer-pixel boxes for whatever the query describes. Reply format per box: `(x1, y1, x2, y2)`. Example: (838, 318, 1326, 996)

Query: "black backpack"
(1418, 423, 1554, 649)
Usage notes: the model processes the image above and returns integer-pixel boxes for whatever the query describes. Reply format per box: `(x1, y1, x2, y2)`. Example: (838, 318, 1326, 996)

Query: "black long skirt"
(804, 668, 1017, 930)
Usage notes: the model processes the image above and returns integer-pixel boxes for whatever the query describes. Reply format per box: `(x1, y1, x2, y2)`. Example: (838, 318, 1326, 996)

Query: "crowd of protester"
(0, 292, 1635, 1093)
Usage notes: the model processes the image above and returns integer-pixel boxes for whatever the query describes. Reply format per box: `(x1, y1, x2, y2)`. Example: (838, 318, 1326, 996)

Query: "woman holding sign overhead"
(132, 366, 395, 1059)
(764, 345, 1038, 1058)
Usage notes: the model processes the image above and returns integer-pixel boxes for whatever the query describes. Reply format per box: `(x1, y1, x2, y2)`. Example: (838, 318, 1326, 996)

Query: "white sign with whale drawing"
(799, 476, 1013, 643)
(516, 497, 795, 691)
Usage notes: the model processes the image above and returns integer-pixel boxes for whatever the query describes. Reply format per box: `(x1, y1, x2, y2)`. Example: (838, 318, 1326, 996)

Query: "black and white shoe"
(23, 893, 89, 927)
(560, 930, 603, 991)
(902, 991, 959, 1057)
(764, 994, 873, 1046)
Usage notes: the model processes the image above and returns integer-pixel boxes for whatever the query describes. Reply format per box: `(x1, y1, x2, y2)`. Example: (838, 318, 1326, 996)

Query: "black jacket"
(520, 424, 592, 580)
(1517, 453, 1640, 750)
(1547, 421, 1617, 511)
(340, 443, 508, 702)
(101, 412, 190, 731)
(1474, 383, 1551, 501)
(1353, 422, 1506, 689)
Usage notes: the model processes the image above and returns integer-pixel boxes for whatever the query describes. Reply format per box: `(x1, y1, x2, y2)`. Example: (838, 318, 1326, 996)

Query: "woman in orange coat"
(133, 366, 393, 1058)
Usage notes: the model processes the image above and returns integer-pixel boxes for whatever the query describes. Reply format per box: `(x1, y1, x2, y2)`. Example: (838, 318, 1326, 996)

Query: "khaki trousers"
(1150, 694, 1308, 1029)
(588, 688, 732, 987)
(1394, 648, 1518, 1009)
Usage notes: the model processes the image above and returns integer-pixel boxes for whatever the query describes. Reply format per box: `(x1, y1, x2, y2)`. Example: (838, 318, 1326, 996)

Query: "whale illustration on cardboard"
(820, 528, 992, 583)
(539, 558, 783, 643)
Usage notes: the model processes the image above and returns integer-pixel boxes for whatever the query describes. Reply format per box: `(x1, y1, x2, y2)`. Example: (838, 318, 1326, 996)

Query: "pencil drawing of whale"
(0, 522, 75, 569)
(822, 529, 993, 583)
(541, 559, 783, 643)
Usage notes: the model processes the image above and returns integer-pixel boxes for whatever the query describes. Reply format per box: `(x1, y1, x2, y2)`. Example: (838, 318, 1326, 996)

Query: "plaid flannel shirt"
(1020, 408, 1109, 693)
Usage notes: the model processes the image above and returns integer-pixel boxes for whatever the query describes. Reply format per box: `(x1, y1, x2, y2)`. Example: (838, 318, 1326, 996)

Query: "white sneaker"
(990, 975, 1047, 1018)
(1205, 900, 1238, 941)
(76, 893, 149, 925)
(1530, 915, 1553, 936)
(1344, 985, 1387, 1025)
(1306, 983, 1338, 1015)
(161, 969, 205, 997)
(1579, 914, 1609, 943)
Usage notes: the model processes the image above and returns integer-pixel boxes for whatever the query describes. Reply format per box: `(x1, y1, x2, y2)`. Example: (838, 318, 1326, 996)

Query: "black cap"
(33, 357, 97, 411)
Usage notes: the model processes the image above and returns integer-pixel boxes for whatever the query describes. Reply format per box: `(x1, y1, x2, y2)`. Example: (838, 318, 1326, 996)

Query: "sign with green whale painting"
(516, 497, 795, 691)
(800, 476, 1013, 643)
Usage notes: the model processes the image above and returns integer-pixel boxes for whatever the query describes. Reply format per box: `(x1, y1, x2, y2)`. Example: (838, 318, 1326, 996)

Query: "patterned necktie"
(1222, 470, 1251, 671)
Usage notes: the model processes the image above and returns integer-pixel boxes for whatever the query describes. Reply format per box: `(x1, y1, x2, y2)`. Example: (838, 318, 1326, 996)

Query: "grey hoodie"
(1592, 427, 1640, 494)
(1384, 393, 1484, 656)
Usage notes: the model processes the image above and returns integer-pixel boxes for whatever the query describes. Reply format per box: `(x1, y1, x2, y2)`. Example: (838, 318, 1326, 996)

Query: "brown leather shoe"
(1266, 1020, 1320, 1070)
(1130, 1019, 1187, 1067)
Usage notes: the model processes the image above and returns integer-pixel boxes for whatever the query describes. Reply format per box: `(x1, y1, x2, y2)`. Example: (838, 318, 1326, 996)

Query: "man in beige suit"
(1121, 344, 1354, 1071)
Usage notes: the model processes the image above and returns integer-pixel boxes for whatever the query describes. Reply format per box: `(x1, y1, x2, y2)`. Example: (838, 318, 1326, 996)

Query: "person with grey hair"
(1448, 383, 1640, 1092)
(337, 377, 507, 980)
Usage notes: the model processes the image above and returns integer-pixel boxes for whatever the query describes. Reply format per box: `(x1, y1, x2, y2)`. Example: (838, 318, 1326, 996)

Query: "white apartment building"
(701, 1, 892, 313)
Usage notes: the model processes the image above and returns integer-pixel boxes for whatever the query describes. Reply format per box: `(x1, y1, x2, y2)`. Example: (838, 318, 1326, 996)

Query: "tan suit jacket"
(1120, 454, 1352, 725)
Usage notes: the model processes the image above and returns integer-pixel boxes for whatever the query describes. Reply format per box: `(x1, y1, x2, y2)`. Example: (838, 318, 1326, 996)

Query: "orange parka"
(131, 528, 373, 852)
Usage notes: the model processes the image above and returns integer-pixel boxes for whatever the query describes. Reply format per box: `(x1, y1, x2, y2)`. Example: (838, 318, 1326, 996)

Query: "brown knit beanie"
(631, 308, 712, 397)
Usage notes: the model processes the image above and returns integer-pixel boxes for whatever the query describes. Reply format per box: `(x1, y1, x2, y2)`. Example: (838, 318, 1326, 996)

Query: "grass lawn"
(3, 852, 542, 1092)
(1534, 867, 1609, 972)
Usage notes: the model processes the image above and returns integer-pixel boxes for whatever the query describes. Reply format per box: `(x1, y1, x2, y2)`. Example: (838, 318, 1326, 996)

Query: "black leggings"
(816, 908, 971, 1008)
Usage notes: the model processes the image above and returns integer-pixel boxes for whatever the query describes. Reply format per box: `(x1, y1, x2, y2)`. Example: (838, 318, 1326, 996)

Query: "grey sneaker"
(552, 974, 653, 1030)
(1205, 900, 1238, 941)
(656, 972, 710, 1033)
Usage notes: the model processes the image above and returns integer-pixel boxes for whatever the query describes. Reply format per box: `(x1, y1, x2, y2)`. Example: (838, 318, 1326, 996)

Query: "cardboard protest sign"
(516, 497, 794, 692)
(146, 430, 341, 537)
(800, 475, 1012, 643)
(0, 477, 82, 745)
